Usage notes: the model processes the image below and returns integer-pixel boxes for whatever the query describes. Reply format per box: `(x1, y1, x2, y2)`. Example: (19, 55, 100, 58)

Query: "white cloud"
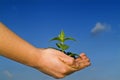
(91, 22, 111, 35)
(3, 70, 13, 79)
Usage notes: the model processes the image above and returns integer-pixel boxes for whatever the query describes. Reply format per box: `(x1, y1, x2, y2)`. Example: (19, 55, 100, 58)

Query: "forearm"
(0, 22, 38, 67)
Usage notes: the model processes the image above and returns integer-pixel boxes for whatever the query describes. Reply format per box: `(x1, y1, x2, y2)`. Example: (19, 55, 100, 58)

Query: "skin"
(0, 22, 91, 79)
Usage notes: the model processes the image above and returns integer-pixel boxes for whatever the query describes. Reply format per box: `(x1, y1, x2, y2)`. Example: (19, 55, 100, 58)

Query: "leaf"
(60, 44, 69, 51)
(62, 44, 69, 51)
(56, 43, 61, 48)
(50, 37, 61, 42)
(56, 43, 69, 51)
(64, 37, 76, 41)
(58, 30, 65, 42)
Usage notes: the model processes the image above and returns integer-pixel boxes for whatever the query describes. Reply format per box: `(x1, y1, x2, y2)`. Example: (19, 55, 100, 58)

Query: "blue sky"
(0, 0, 120, 80)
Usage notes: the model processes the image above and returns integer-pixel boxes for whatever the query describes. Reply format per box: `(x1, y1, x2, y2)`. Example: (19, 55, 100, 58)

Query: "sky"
(0, 0, 120, 80)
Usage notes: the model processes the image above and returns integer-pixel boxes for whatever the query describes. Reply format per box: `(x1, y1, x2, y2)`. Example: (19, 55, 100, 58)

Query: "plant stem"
(61, 42, 64, 52)
(61, 42, 64, 44)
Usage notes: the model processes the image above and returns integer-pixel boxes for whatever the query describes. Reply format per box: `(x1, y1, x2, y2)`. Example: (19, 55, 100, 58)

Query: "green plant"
(50, 30, 79, 59)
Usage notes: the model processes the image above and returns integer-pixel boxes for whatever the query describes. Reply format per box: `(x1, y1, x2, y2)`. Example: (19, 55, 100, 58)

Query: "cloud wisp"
(91, 22, 111, 35)
(3, 70, 13, 79)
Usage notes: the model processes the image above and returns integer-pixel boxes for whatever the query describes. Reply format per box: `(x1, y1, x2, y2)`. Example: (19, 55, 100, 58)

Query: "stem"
(61, 41, 64, 52)
(61, 42, 64, 44)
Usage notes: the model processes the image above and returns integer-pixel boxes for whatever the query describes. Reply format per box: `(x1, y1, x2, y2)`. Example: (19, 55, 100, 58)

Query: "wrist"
(27, 48, 43, 68)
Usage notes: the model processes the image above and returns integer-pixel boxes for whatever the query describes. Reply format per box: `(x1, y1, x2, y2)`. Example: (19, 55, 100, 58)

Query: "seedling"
(50, 30, 79, 59)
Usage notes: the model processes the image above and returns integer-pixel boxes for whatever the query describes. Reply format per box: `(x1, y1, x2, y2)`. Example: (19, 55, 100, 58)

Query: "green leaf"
(58, 30, 65, 42)
(56, 43, 69, 51)
(56, 43, 61, 48)
(50, 37, 61, 42)
(62, 44, 69, 51)
(64, 37, 76, 41)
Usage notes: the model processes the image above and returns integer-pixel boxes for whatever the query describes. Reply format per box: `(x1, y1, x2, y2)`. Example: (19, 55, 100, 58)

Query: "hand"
(33, 48, 91, 79)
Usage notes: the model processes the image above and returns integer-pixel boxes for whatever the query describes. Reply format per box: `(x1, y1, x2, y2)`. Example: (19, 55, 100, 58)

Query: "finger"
(85, 62, 91, 67)
(79, 53, 89, 60)
(58, 53, 81, 71)
(76, 56, 91, 66)
(71, 56, 91, 70)
(86, 58, 90, 62)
